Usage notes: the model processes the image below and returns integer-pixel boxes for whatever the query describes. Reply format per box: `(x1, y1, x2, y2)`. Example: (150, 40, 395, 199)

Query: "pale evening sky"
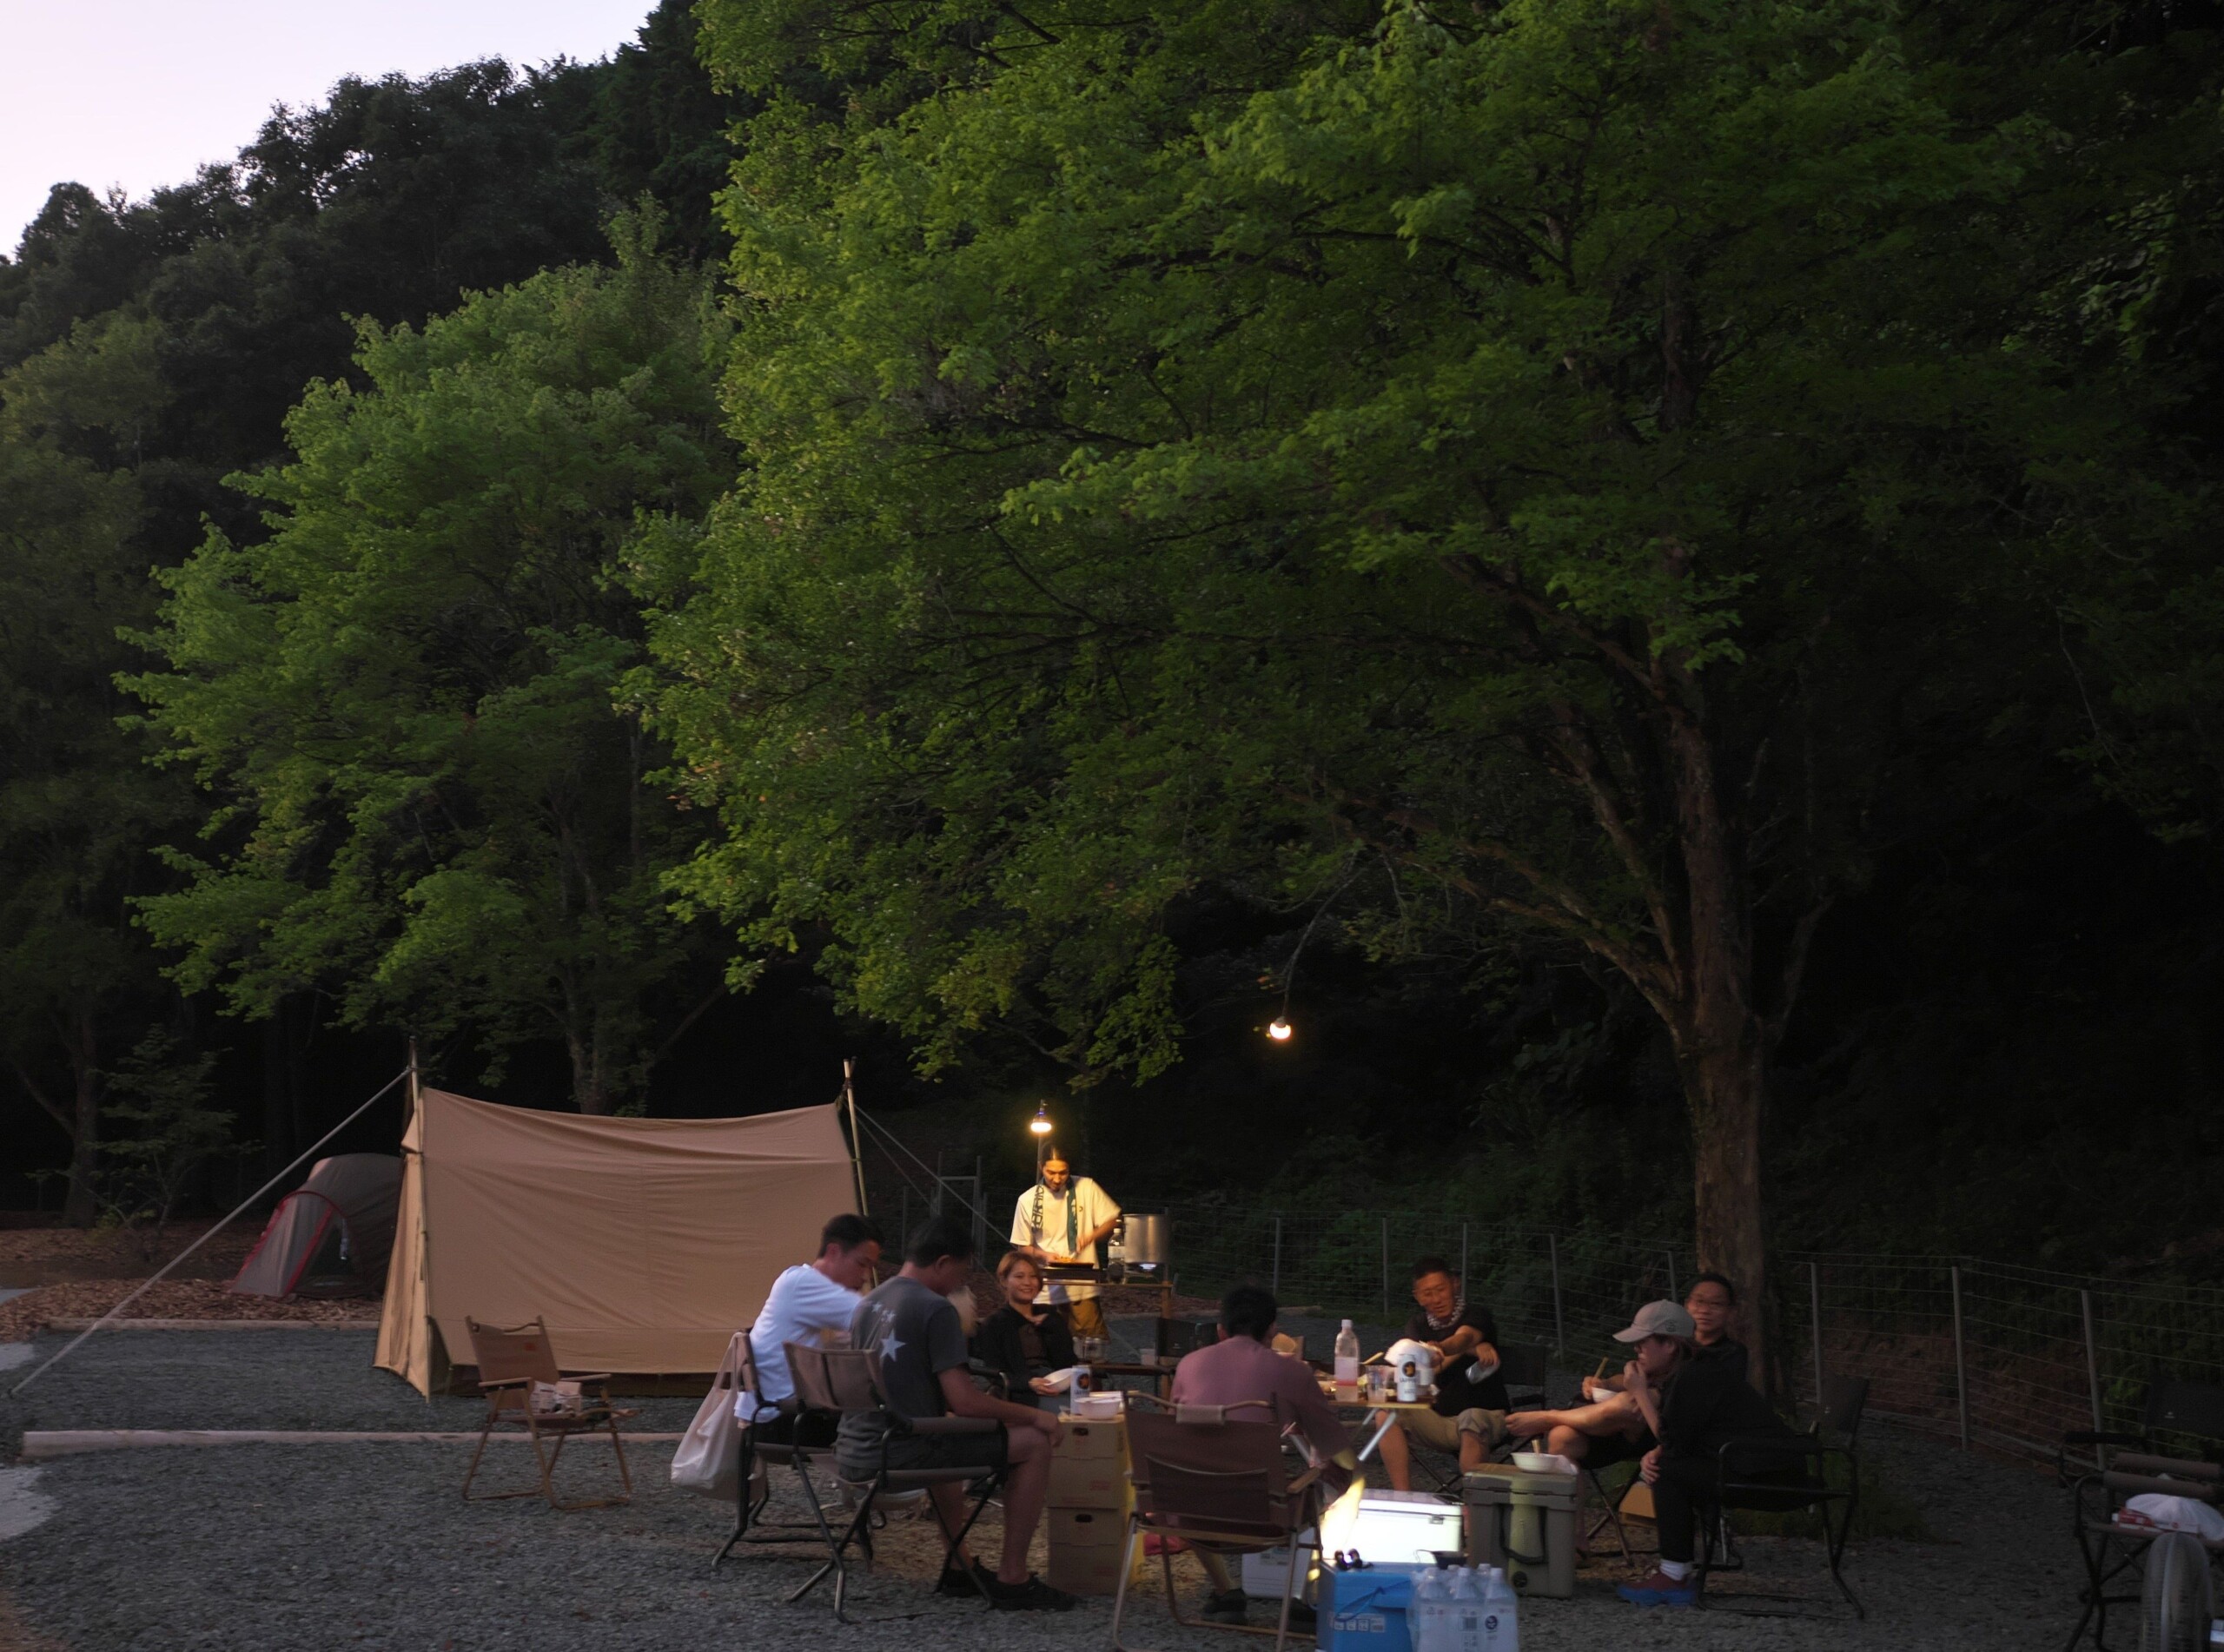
(0, 0, 659, 256)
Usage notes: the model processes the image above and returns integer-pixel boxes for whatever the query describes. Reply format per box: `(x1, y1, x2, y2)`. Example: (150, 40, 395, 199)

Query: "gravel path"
(0, 1326, 2083, 1649)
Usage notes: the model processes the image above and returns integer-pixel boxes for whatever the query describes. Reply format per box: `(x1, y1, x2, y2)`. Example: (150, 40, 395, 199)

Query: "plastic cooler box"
(1462, 1463, 1580, 1598)
(1318, 1562, 1427, 1652)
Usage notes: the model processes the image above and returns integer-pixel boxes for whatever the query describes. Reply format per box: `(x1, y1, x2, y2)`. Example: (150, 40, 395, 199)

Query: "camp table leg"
(1357, 1409, 1400, 1463)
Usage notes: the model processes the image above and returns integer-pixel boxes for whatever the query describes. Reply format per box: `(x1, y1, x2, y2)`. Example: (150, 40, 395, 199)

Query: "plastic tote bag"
(672, 1331, 751, 1501)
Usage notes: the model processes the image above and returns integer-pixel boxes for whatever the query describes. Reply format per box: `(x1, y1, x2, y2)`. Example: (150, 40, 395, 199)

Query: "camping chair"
(2059, 1375, 2224, 1651)
(1689, 1375, 1865, 1618)
(783, 1342, 1009, 1624)
(460, 1317, 637, 1511)
(1497, 1343, 1550, 1412)
(1114, 1394, 1328, 1652)
(712, 1329, 830, 1568)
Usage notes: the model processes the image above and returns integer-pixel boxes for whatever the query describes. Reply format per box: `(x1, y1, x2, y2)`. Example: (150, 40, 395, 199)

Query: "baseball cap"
(1612, 1300, 1697, 1343)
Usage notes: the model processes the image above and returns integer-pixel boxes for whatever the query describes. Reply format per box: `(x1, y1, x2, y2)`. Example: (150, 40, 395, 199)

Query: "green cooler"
(1461, 1464, 1581, 1599)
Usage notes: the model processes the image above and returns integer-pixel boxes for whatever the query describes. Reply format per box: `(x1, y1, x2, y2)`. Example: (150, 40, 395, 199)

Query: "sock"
(1658, 1560, 1692, 1582)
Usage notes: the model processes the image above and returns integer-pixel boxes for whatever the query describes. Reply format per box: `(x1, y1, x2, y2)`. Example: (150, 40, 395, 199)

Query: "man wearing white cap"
(1607, 1300, 1817, 1608)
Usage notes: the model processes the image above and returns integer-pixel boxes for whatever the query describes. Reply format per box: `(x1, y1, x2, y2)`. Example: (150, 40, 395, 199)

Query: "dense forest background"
(3, 0, 2221, 1287)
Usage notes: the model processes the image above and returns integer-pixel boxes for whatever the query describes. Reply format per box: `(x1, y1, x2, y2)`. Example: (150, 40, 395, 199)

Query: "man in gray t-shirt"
(833, 1216, 1074, 1612)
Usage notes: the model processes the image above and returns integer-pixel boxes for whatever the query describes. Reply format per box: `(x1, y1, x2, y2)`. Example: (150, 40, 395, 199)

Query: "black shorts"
(752, 1407, 838, 1449)
(837, 1424, 1009, 1483)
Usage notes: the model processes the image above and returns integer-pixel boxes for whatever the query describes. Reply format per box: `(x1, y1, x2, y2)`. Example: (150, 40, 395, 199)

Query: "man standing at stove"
(1009, 1146, 1120, 1342)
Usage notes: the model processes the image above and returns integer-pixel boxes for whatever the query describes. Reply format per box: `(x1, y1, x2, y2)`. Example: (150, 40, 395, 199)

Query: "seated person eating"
(1374, 1255, 1511, 1490)
(972, 1251, 1077, 1408)
(1170, 1284, 1359, 1625)
(1607, 1299, 1817, 1608)
(1504, 1272, 1747, 1469)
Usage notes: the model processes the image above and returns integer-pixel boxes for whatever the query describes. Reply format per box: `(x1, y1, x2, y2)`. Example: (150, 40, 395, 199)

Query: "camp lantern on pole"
(1029, 1103, 1054, 1137)
(1267, 1017, 1294, 1042)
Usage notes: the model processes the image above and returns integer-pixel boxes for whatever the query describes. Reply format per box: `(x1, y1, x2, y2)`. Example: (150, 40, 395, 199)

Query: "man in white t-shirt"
(1009, 1150, 1120, 1340)
(740, 1213, 884, 1442)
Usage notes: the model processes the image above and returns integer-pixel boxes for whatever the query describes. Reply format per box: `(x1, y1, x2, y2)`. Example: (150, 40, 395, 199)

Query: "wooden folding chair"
(460, 1316, 637, 1511)
(1114, 1395, 1327, 1652)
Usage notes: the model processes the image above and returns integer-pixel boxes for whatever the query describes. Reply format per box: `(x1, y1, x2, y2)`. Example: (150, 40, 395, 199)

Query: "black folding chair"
(1496, 1343, 1550, 1411)
(1693, 1376, 1866, 1618)
(711, 1329, 829, 1569)
(2059, 1375, 2224, 1651)
(784, 1342, 1009, 1624)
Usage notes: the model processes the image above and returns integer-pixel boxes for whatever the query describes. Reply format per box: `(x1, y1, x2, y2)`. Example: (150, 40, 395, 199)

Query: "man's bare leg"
(1371, 1413, 1414, 1491)
(925, 1481, 982, 1573)
(997, 1427, 1053, 1584)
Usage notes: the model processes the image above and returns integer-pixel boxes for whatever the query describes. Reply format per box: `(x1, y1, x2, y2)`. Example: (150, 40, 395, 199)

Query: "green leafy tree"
(130, 232, 735, 1113)
(661, 0, 2198, 1374)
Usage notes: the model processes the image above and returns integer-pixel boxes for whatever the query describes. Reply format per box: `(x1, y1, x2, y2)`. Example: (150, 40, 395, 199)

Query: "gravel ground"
(0, 1325, 2085, 1649)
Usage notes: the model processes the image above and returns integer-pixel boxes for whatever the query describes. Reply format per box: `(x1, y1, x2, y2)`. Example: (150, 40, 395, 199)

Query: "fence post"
(2080, 1288, 2106, 1455)
(1460, 1223, 1469, 1291)
(901, 1185, 910, 1246)
(1667, 1249, 1678, 1301)
(1809, 1261, 1824, 1417)
(1950, 1265, 1970, 1450)
(1272, 1215, 1282, 1295)
(1380, 1217, 1390, 1317)
(973, 1156, 986, 1262)
(1548, 1232, 1565, 1354)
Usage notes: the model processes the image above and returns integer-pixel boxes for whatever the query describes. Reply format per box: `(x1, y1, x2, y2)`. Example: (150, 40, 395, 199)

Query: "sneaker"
(1201, 1588, 1248, 1624)
(936, 1558, 996, 1598)
(985, 1573, 1080, 1612)
(1616, 1569, 1699, 1607)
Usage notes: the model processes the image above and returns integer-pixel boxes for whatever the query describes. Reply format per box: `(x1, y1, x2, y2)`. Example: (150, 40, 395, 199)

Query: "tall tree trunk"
(1675, 1011, 1771, 1395)
(567, 1029, 612, 1115)
(1666, 703, 1774, 1396)
(63, 1013, 100, 1226)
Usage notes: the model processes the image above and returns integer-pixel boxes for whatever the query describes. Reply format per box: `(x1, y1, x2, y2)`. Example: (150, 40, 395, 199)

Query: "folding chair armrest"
(1287, 1464, 1327, 1497)
(570, 1372, 616, 1385)
(906, 1416, 1001, 1437)
(2063, 1430, 2146, 1448)
(478, 1376, 533, 1391)
(2058, 1431, 2149, 1485)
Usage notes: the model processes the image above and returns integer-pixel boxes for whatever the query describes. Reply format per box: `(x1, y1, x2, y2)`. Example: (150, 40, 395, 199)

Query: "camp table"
(1318, 1380, 1443, 1464)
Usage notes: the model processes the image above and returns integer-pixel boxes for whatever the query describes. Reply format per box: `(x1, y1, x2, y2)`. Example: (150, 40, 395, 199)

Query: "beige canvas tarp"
(375, 1087, 857, 1392)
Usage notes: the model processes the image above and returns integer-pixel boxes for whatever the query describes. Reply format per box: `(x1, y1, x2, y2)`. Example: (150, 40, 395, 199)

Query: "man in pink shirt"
(1168, 1285, 1357, 1624)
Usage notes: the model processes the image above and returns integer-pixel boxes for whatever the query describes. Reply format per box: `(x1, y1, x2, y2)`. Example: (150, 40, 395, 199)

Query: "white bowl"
(1512, 1450, 1573, 1473)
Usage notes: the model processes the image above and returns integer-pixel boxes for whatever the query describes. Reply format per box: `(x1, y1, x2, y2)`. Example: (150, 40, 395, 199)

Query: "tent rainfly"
(229, 1153, 402, 1298)
(375, 1087, 858, 1394)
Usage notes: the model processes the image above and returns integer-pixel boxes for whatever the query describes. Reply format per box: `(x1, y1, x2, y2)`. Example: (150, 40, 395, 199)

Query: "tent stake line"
(9, 1065, 413, 1398)
(19, 1429, 685, 1460)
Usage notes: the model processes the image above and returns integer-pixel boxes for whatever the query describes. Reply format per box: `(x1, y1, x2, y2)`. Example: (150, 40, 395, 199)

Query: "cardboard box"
(1049, 1416, 1130, 1510)
(1045, 1506, 1142, 1596)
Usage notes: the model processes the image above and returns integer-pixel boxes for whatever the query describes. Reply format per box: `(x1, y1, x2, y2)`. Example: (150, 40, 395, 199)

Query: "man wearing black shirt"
(1374, 1255, 1511, 1491)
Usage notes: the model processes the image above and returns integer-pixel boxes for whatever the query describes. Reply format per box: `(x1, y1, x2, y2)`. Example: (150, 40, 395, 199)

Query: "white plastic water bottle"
(1482, 1566, 1519, 1651)
(1334, 1319, 1360, 1388)
(1442, 1568, 1482, 1652)
(1408, 1567, 1446, 1652)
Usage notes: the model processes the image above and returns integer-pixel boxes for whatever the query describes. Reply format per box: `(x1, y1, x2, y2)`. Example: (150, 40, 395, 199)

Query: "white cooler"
(1343, 1490, 1464, 1566)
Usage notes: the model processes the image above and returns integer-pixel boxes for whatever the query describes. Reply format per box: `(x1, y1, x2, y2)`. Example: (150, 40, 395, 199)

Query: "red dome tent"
(229, 1153, 402, 1298)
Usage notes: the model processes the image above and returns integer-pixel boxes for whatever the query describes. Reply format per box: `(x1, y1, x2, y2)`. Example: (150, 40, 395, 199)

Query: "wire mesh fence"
(1144, 1205, 2224, 1474)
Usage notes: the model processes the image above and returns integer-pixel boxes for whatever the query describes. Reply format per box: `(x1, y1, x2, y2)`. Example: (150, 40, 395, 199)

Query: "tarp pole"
(10, 1064, 410, 1397)
(842, 1058, 869, 1217)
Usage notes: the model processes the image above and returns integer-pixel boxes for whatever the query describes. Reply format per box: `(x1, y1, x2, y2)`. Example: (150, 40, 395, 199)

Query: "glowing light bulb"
(1268, 1018, 1293, 1041)
(1028, 1104, 1054, 1136)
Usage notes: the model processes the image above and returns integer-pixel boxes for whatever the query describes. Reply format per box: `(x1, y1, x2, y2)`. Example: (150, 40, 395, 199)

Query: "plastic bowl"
(1512, 1450, 1571, 1473)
